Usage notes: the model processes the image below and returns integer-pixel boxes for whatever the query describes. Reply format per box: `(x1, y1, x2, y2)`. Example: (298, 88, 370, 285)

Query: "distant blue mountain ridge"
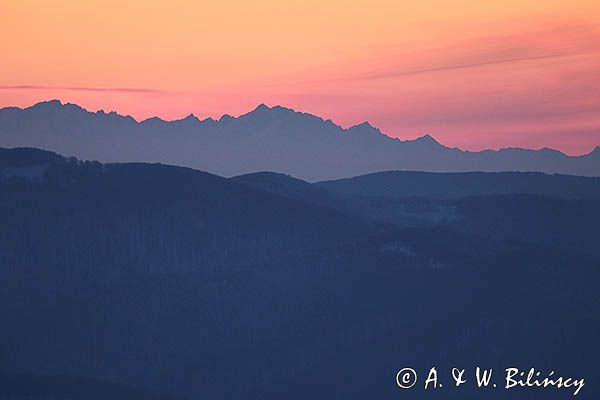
(0, 99, 598, 180)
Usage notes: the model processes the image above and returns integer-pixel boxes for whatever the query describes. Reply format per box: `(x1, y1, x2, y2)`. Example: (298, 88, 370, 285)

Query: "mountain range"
(1, 100, 598, 180)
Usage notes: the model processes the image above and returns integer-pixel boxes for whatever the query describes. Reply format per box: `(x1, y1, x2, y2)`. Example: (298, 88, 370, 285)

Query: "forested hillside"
(1, 148, 598, 399)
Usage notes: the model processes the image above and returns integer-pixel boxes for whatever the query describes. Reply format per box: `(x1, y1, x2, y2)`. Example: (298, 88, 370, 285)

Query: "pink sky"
(2, 1, 600, 155)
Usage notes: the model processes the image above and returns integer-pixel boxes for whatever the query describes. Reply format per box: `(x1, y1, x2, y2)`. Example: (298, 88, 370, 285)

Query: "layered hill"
(316, 170, 600, 199)
(1, 148, 599, 399)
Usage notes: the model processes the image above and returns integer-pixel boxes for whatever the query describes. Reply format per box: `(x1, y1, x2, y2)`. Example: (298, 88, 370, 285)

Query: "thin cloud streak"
(352, 52, 574, 80)
(0, 85, 165, 94)
(330, 24, 600, 82)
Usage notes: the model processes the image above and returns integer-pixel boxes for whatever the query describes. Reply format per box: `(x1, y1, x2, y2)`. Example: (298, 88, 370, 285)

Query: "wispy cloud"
(0, 85, 165, 94)
(355, 53, 572, 80)
(339, 24, 600, 81)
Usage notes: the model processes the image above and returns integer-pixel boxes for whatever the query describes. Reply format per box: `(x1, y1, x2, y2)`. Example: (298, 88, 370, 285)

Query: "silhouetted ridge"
(317, 170, 600, 199)
(231, 171, 340, 210)
(0, 147, 64, 169)
(0, 100, 598, 179)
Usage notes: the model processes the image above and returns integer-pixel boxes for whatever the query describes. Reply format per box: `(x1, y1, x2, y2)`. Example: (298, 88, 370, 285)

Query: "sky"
(1, 0, 600, 154)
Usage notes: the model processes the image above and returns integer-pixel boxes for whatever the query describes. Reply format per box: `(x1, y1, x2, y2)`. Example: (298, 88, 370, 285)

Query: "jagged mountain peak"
(141, 116, 166, 124)
(254, 102, 270, 111)
(26, 99, 64, 113)
(1, 99, 598, 179)
(183, 113, 199, 121)
(412, 133, 441, 145)
(219, 113, 234, 123)
(30, 99, 63, 108)
(242, 103, 295, 117)
(236, 103, 321, 129)
(346, 121, 383, 137)
(349, 121, 376, 130)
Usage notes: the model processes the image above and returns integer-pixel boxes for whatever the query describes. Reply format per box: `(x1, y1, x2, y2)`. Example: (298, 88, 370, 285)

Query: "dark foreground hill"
(1, 148, 599, 399)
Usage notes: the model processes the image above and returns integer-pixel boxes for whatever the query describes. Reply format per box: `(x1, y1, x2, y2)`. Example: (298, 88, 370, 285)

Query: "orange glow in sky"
(2, 0, 600, 154)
